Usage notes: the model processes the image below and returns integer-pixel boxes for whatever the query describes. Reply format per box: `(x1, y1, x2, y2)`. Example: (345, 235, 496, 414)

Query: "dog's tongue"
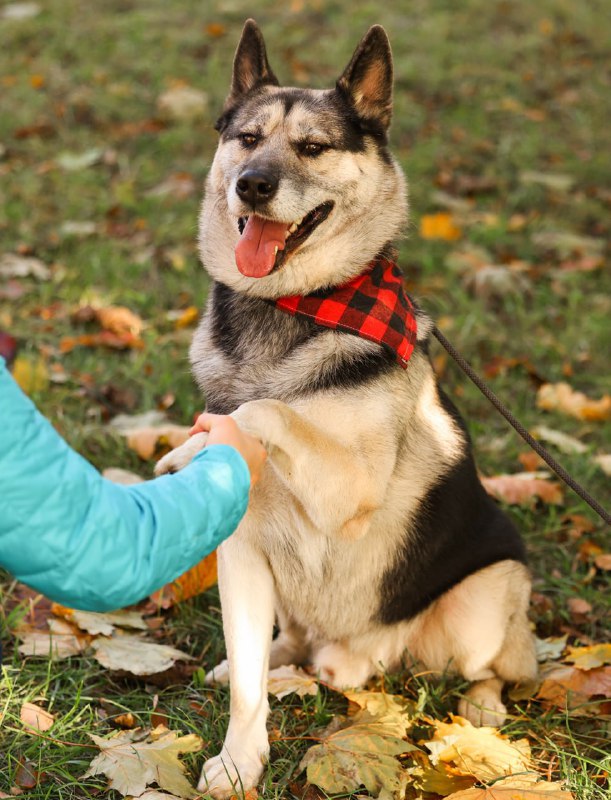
(235, 215, 289, 278)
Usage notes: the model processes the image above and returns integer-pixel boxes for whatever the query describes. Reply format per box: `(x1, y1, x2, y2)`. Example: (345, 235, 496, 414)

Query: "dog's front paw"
(154, 432, 208, 475)
(204, 658, 230, 685)
(197, 745, 267, 799)
(458, 679, 507, 727)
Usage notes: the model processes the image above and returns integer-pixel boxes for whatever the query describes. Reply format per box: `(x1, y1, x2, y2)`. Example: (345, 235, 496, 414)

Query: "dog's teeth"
(296, 217, 303, 226)
(288, 223, 298, 233)
(274, 246, 278, 255)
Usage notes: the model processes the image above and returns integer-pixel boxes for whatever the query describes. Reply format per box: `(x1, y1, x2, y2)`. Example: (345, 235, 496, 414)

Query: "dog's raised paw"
(197, 747, 266, 799)
(154, 432, 208, 476)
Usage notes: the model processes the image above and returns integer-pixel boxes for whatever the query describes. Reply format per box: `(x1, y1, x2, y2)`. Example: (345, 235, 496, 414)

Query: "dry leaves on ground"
(20, 701, 55, 732)
(563, 643, 611, 670)
(18, 617, 89, 659)
(84, 725, 203, 798)
(480, 472, 563, 506)
(420, 212, 462, 241)
(149, 552, 217, 609)
(267, 665, 319, 700)
(109, 410, 191, 460)
(537, 382, 611, 422)
(91, 635, 194, 676)
(536, 663, 611, 713)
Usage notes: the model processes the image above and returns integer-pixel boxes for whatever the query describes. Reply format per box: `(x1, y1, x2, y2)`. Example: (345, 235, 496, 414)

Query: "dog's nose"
(236, 169, 279, 206)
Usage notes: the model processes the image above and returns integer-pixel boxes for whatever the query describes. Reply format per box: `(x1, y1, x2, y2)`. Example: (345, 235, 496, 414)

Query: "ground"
(0, 0, 609, 798)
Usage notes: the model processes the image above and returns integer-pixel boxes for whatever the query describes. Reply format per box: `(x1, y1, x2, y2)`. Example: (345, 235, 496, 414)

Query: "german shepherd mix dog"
(156, 20, 537, 798)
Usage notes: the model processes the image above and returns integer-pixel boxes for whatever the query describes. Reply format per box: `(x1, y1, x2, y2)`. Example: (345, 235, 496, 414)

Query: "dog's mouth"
(235, 201, 334, 279)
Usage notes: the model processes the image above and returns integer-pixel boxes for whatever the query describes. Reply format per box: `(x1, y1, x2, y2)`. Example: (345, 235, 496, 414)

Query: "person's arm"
(0, 357, 251, 611)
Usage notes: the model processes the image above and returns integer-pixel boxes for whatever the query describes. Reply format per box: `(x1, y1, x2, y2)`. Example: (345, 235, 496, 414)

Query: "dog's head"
(199, 20, 407, 297)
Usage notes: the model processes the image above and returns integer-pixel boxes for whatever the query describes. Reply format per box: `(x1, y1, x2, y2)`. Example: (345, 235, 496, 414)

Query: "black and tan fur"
(156, 21, 537, 798)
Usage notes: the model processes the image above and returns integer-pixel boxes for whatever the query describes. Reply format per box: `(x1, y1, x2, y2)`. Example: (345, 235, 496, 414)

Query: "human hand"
(190, 413, 267, 487)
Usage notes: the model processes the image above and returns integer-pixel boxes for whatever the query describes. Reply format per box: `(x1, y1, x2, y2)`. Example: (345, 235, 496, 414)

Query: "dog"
(156, 20, 537, 798)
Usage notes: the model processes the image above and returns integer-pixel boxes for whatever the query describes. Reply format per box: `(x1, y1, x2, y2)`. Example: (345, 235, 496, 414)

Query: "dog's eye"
(301, 142, 327, 157)
(239, 133, 259, 149)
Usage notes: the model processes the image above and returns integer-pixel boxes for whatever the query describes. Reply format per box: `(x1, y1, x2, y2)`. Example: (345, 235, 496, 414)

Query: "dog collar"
(275, 257, 417, 368)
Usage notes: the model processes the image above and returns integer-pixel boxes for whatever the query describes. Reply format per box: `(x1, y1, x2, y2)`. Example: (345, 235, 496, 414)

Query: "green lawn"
(1, 0, 609, 797)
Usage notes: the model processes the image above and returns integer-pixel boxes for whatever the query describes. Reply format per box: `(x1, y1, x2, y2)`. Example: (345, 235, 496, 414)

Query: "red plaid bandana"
(275, 257, 417, 368)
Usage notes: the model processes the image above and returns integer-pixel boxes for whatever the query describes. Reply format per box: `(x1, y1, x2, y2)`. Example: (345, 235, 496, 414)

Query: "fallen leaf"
(445, 774, 574, 799)
(592, 454, 611, 476)
(535, 635, 568, 663)
(564, 644, 611, 671)
(204, 22, 227, 37)
(0, 253, 50, 280)
(300, 716, 415, 797)
(53, 607, 148, 636)
(1, 3, 41, 21)
(344, 690, 416, 735)
(0, 330, 18, 363)
(537, 664, 611, 711)
(84, 726, 202, 798)
(567, 597, 592, 617)
(18, 618, 88, 659)
(157, 86, 208, 121)
(422, 716, 531, 782)
(410, 750, 476, 795)
(519, 171, 574, 192)
(146, 172, 196, 199)
(267, 665, 319, 700)
(594, 553, 611, 571)
(518, 451, 545, 471)
(420, 212, 462, 241)
(60, 220, 97, 237)
(15, 757, 40, 789)
(91, 635, 194, 675)
(174, 305, 199, 329)
(133, 792, 185, 800)
(481, 472, 563, 506)
(537, 382, 611, 422)
(532, 231, 604, 257)
(150, 551, 217, 609)
(59, 331, 144, 353)
(95, 305, 144, 337)
(11, 355, 49, 394)
(56, 148, 103, 171)
(110, 410, 168, 432)
(530, 426, 588, 455)
(126, 425, 191, 460)
(20, 702, 55, 732)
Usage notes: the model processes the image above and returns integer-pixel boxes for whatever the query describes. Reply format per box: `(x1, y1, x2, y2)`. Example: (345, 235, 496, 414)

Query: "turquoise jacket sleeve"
(0, 357, 250, 611)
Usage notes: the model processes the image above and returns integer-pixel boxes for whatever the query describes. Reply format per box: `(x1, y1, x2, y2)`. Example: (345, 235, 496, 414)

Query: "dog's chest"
(190, 281, 396, 414)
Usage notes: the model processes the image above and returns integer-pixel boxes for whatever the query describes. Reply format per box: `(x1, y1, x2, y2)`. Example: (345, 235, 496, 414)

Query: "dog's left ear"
(337, 25, 393, 130)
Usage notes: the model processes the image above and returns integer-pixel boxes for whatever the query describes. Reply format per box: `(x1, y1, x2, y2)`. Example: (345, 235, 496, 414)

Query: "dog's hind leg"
(269, 608, 310, 669)
(424, 560, 536, 727)
(198, 532, 275, 799)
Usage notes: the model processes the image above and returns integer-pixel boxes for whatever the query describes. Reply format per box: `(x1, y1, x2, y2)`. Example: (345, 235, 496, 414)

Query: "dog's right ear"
(226, 19, 279, 106)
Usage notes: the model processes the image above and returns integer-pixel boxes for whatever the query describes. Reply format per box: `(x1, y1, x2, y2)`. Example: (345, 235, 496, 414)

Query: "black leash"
(433, 326, 611, 527)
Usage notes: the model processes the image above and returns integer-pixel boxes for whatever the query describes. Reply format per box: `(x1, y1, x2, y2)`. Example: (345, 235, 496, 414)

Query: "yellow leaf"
(267, 665, 319, 700)
(423, 716, 532, 783)
(445, 774, 574, 799)
(175, 305, 199, 329)
(84, 726, 202, 798)
(95, 305, 144, 336)
(420, 212, 462, 241)
(20, 702, 55, 732)
(150, 551, 218, 608)
(536, 382, 611, 422)
(563, 643, 611, 671)
(12, 355, 49, 394)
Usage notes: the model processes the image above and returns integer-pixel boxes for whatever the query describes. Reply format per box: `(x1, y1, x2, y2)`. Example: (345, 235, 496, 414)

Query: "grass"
(0, 0, 609, 797)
